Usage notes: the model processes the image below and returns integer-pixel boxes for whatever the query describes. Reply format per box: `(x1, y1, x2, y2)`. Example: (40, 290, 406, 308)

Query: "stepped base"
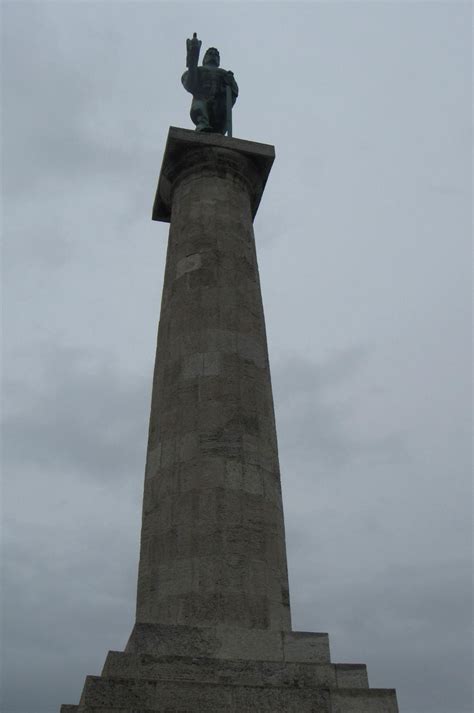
(125, 623, 330, 662)
(102, 652, 368, 688)
(61, 624, 398, 712)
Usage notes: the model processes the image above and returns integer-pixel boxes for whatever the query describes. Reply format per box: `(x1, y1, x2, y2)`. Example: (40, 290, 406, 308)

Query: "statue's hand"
(188, 32, 200, 48)
(186, 32, 201, 69)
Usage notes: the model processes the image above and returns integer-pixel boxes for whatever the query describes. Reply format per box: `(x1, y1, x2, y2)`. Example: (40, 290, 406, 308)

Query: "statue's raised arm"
(181, 33, 238, 136)
(184, 32, 201, 92)
(186, 32, 201, 70)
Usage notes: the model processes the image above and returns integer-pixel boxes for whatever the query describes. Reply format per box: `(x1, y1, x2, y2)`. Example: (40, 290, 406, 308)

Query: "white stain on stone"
(176, 253, 202, 279)
(183, 352, 221, 378)
(183, 353, 204, 379)
(206, 329, 237, 353)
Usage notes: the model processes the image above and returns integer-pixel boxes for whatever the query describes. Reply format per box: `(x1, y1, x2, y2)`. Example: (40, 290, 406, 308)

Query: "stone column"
(135, 128, 291, 632)
(61, 127, 400, 712)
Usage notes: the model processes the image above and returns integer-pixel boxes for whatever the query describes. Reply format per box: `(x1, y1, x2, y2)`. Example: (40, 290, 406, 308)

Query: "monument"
(181, 33, 238, 136)
(61, 35, 399, 712)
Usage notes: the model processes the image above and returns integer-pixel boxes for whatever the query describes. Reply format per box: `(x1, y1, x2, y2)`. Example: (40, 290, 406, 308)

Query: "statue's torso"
(182, 66, 230, 101)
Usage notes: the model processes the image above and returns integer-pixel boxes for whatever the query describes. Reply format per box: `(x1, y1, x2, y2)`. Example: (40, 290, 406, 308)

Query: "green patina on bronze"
(182, 33, 238, 136)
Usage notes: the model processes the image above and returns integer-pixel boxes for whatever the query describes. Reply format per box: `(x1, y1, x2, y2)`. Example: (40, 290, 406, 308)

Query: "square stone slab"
(152, 126, 275, 223)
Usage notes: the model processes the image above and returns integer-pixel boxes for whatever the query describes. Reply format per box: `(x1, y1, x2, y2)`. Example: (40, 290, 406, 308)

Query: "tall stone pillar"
(61, 128, 399, 713)
(136, 128, 290, 632)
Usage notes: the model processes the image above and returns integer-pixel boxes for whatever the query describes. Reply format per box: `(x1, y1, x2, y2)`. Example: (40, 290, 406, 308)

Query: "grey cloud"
(3, 344, 149, 481)
(2, 3, 156, 199)
(2, 341, 145, 711)
(273, 348, 408, 472)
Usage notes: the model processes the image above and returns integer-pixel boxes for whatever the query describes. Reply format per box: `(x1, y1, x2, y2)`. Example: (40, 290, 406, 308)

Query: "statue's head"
(203, 47, 220, 67)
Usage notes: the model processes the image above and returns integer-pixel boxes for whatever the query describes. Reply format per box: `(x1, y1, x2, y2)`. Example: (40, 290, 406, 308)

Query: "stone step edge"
(70, 677, 397, 713)
(104, 651, 367, 669)
(101, 651, 369, 689)
(78, 676, 398, 713)
(82, 673, 395, 695)
(71, 691, 400, 713)
(126, 623, 331, 663)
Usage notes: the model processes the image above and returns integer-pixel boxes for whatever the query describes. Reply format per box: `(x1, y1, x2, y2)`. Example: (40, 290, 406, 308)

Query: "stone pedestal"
(61, 128, 399, 712)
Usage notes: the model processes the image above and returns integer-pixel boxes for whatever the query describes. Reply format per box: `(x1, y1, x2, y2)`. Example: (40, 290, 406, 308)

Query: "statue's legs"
(191, 98, 226, 134)
(190, 99, 213, 133)
(207, 98, 227, 134)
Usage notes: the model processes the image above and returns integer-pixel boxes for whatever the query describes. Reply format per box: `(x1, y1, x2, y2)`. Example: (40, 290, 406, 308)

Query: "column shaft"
(136, 137, 291, 631)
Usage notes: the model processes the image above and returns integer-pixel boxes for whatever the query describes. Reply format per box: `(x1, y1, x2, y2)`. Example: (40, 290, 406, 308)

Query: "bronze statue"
(182, 33, 238, 136)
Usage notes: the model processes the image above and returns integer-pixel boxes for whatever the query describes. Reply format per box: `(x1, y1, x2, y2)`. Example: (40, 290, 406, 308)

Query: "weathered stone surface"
(334, 663, 369, 689)
(331, 689, 399, 712)
(80, 675, 331, 712)
(124, 622, 330, 664)
(76, 674, 396, 712)
(102, 652, 370, 690)
(152, 127, 274, 221)
(137, 129, 290, 632)
(284, 631, 331, 663)
(64, 651, 391, 712)
(61, 128, 399, 712)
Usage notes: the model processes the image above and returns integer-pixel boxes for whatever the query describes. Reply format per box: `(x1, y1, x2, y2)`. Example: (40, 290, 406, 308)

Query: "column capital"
(152, 127, 275, 223)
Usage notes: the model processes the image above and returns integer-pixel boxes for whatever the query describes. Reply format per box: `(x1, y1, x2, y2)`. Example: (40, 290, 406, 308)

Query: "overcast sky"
(1, 1, 472, 712)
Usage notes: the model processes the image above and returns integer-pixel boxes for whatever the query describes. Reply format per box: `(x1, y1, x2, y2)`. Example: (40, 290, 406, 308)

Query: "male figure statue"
(182, 33, 238, 136)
